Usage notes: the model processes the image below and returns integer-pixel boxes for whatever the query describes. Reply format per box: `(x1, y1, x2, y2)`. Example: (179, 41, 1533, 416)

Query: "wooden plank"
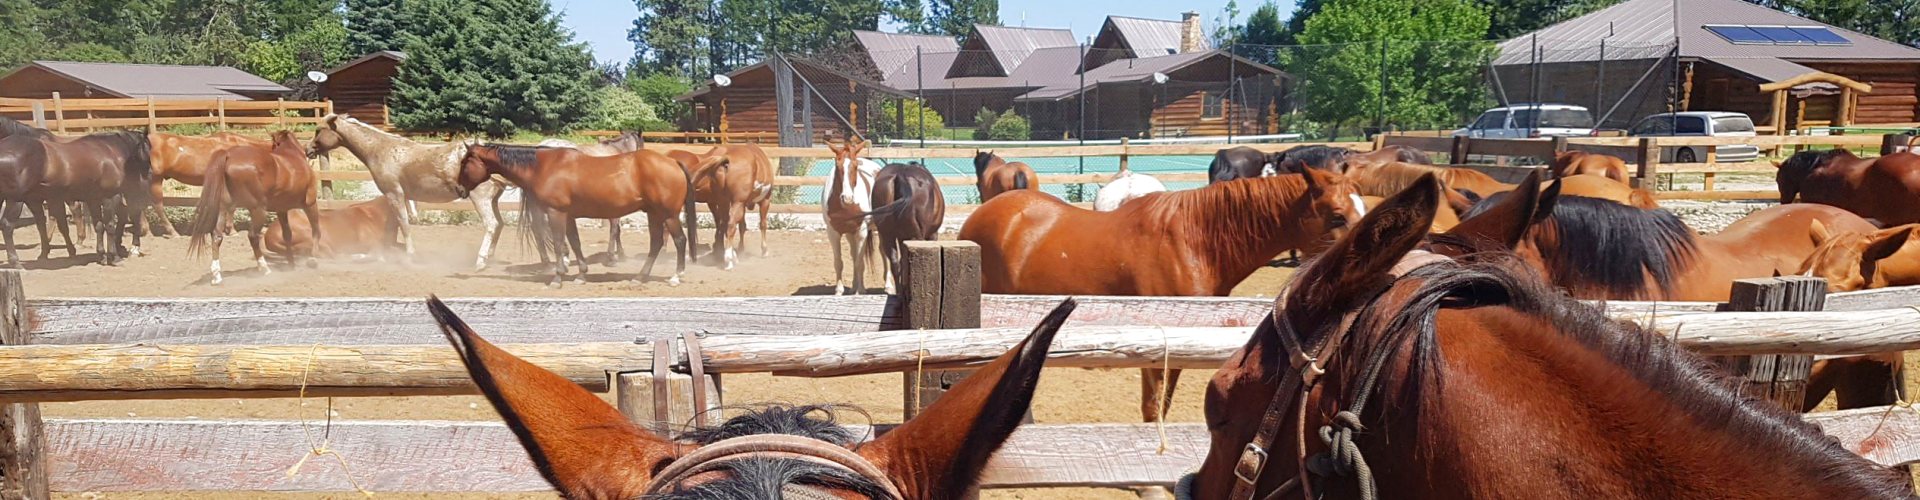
(1654, 190, 1780, 201)
(900, 241, 945, 419)
(41, 419, 1212, 492)
(1805, 405, 1920, 468)
(1657, 161, 1775, 174)
(1712, 277, 1824, 410)
(1571, 135, 1886, 148)
(1381, 135, 1454, 153)
(24, 296, 900, 345)
(0, 271, 46, 500)
(1468, 138, 1558, 158)
(1828, 284, 1920, 312)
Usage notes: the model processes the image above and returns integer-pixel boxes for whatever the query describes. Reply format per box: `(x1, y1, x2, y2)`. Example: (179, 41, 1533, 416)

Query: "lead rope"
(286, 344, 373, 497)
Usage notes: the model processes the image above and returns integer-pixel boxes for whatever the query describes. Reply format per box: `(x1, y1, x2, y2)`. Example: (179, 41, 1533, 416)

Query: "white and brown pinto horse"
(961, 168, 1366, 421)
(1093, 169, 1167, 212)
(308, 114, 506, 270)
(822, 138, 883, 294)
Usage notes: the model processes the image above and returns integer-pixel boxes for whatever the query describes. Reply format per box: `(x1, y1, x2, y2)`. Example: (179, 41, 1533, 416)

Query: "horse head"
(1774, 149, 1846, 204)
(1800, 221, 1920, 292)
(309, 126, 345, 158)
(428, 295, 1075, 499)
(1429, 169, 1556, 259)
(1296, 167, 1368, 244)
(456, 145, 499, 191)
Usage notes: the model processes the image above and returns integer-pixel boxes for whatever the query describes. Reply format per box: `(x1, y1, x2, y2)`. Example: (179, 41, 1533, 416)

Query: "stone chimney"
(1180, 11, 1203, 53)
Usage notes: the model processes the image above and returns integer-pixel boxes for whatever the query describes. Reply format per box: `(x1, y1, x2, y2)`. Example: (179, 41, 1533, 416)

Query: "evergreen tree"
(1241, 2, 1285, 46)
(390, 0, 597, 136)
(1290, 0, 1494, 130)
(0, 0, 48, 69)
(927, 0, 996, 39)
(1480, 0, 1614, 40)
(629, 0, 711, 76)
(346, 0, 412, 54)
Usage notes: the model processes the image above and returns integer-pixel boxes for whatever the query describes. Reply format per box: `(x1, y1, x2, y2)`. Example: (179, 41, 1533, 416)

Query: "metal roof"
(1495, 0, 1920, 66)
(1103, 16, 1205, 58)
(676, 57, 913, 101)
(3, 61, 291, 100)
(1708, 56, 1821, 84)
(1019, 50, 1282, 101)
(852, 31, 957, 76)
(969, 25, 1078, 76)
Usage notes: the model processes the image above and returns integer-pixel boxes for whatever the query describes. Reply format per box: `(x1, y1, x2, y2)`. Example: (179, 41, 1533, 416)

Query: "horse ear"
(1810, 219, 1833, 246)
(1772, 160, 1783, 169)
(1863, 225, 1917, 265)
(1300, 167, 1330, 196)
(427, 297, 671, 499)
(862, 298, 1075, 498)
(1281, 174, 1439, 319)
(1440, 169, 1549, 252)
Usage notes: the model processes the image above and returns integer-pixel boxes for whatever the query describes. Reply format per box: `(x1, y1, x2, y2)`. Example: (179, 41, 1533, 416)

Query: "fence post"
(1633, 137, 1660, 190)
(1118, 137, 1131, 175)
(277, 98, 287, 129)
(1449, 136, 1469, 165)
(216, 99, 227, 131)
(1702, 145, 1718, 192)
(26, 102, 42, 130)
(49, 93, 62, 133)
(1881, 133, 1907, 156)
(0, 271, 47, 500)
(146, 96, 156, 132)
(1712, 277, 1824, 412)
(612, 339, 722, 436)
(899, 240, 982, 420)
(1548, 136, 1568, 156)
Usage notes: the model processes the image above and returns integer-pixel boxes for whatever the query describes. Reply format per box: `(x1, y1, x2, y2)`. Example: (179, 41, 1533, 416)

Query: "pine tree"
(928, 0, 996, 38)
(0, 0, 48, 69)
(345, 0, 410, 54)
(389, 0, 596, 136)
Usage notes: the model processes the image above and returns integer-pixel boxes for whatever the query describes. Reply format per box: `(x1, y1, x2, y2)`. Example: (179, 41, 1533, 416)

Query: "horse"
(263, 198, 402, 262)
(960, 168, 1365, 422)
(458, 145, 703, 287)
(1801, 221, 1920, 293)
(972, 151, 1036, 201)
(1093, 170, 1167, 212)
(668, 145, 774, 270)
(1553, 173, 1660, 209)
(1342, 160, 1514, 199)
(1777, 149, 1920, 225)
(1358, 194, 1458, 232)
(145, 132, 265, 237)
(425, 293, 1076, 499)
(536, 133, 649, 264)
(35, 130, 154, 265)
(186, 131, 319, 285)
(863, 162, 945, 292)
(309, 114, 509, 270)
(822, 139, 882, 295)
(1210, 145, 1358, 183)
(1190, 176, 1912, 499)
(1339, 145, 1432, 171)
(1552, 150, 1631, 183)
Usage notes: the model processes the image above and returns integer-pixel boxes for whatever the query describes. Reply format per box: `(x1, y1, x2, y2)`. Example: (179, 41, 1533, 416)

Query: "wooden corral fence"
(577, 130, 780, 143)
(3, 241, 1920, 497)
(0, 95, 333, 133)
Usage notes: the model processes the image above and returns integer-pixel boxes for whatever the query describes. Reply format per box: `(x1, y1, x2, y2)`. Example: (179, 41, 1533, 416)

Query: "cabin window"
(1202, 92, 1225, 119)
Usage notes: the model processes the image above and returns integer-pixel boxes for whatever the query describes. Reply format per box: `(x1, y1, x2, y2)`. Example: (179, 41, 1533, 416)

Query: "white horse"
(1093, 170, 1168, 212)
(822, 139, 882, 295)
(309, 114, 506, 271)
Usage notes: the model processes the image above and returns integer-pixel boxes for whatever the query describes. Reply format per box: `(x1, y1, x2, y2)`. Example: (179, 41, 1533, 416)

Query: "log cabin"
(318, 51, 406, 128)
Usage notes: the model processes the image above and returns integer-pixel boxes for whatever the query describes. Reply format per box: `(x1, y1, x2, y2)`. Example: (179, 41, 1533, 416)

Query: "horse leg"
(847, 229, 866, 295)
(663, 211, 686, 286)
(722, 202, 745, 270)
(607, 218, 625, 265)
(45, 201, 75, 259)
(1, 201, 21, 268)
(147, 178, 178, 238)
(382, 193, 414, 265)
(208, 209, 230, 285)
(541, 208, 568, 288)
(249, 210, 271, 275)
(1140, 368, 1183, 422)
(564, 217, 588, 284)
(828, 227, 846, 295)
(122, 193, 144, 258)
(469, 179, 505, 272)
(758, 199, 769, 257)
(301, 205, 322, 268)
(639, 212, 671, 285)
(708, 202, 731, 267)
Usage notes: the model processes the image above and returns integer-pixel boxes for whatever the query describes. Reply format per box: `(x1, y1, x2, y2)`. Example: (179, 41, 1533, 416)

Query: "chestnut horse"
(960, 168, 1364, 421)
(1192, 177, 1910, 499)
(264, 198, 402, 261)
(426, 292, 1076, 499)
(1777, 149, 1920, 225)
(973, 151, 1036, 201)
(1551, 149, 1631, 183)
(822, 139, 881, 295)
(1338, 145, 1433, 171)
(537, 133, 647, 263)
(186, 131, 320, 285)
(863, 162, 945, 292)
(458, 145, 704, 287)
(145, 132, 265, 237)
(1554, 173, 1660, 209)
(1801, 221, 1920, 292)
(668, 145, 774, 270)
(1342, 160, 1514, 198)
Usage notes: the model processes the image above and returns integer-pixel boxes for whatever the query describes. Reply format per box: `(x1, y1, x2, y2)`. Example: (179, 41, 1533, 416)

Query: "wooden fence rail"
(0, 95, 332, 133)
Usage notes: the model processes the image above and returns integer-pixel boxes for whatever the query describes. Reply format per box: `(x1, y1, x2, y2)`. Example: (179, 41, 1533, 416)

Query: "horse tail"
(681, 157, 704, 258)
(517, 186, 552, 258)
(864, 173, 916, 220)
(1013, 170, 1029, 190)
(186, 152, 231, 259)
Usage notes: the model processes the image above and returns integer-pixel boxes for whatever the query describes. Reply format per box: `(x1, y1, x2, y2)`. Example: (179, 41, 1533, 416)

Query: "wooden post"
(1549, 135, 1568, 156)
(1839, 87, 1856, 127)
(26, 102, 42, 130)
(1633, 137, 1660, 190)
(277, 98, 288, 129)
(145, 96, 157, 132)
(1370, 133, 1386, 151)
(216, 98, 227, 131)
(1702, 145, 1717, 192)
(900, 240, 983, 420)
(49, 93, 62, 133)
(1882, 133, 1907, 156)
(1449, 136, 1470, 165)
(612, 341, 722, 436)
(324, 99, 334, 117)
(0, 271, 47, 500)
(1712, 277, 1825, 412)
(1118, 137, 1131, 174)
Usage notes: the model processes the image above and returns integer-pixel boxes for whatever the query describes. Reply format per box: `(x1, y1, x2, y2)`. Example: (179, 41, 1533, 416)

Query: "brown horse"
(426, 293, 1076, 499)
(1359, 194, 1458, 232)
(146, 132, 265, 237)
(263, 198, 402, 261)
(1342, 160, 1514, 199)
(1340, 145, 1433, 171)
(0, 128, 151, 267)
(1192, 177, 1911, 499)
(669, 145, 774, 270)
(1801, 221, 1920, 292)
(960, 168, 1363, 421)
(1552, 149, 1631, 183)
(864, 162, 946, 292)
(1777, 149, 1920, 225)
(458, 145, 704, 287)
(1555, 173, 1660, 209)
(186, 131, 319, 285)
(973, 151, 1036, 201)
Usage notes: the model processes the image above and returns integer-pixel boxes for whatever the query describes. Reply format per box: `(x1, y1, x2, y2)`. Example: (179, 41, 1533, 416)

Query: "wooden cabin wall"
(319, 58, 401, 127)
(1803, 62, 1920, 124)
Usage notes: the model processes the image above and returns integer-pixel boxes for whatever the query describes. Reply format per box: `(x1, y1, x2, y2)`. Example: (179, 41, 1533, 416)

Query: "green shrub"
(580, 86, 659, 132)
(627, 72, 693, 126)
(872, 99, 945, 141)
(971, 107, 998, 140)
(986, 110, 1030, 140)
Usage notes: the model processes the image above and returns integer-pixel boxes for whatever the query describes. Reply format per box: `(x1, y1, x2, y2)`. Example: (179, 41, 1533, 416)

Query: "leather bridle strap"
(1229, 308, 1349, 500)
(645, 434, 904, 499)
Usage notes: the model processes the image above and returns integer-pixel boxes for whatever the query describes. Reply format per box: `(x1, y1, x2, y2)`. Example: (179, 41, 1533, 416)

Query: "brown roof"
(676, 57, 913, 101)
(956, 25, 1078, 77)
(1495, 0, 1920, 72)
(852, 31, 958, 76)
(1020, 50, 1282, 101)
(327, 51, 407, 75)
(2, 61, 291, 100)
(1102, 16, 1205, 58)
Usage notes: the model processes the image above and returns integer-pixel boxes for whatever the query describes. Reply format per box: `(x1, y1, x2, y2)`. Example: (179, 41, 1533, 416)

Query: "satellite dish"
(1151, 72, 1169, 85)
(306, 71, 329, 83)
(713, 74, 733, 87)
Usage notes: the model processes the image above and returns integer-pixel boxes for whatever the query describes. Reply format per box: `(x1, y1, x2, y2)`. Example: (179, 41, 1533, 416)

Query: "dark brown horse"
(863, 162, 945, 292)
(186, 131, 319, 285)
(1193, 177, 1911, 499)
(459, 145, 705, 287)
(0, 124, 154, 267)
(426, 293, 1075, 499)
(960, 168, 1364, 422)
(1210, 145, 1363, 182)
(1778, 149, 1920, 225)
(264, 198, 402, 261)
(973, 151, 1036, 202)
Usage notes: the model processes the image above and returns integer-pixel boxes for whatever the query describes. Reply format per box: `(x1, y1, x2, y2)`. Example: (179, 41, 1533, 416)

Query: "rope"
(286, 344, 373, 497)
(910, 335, 926, 414)
(1310, 411, 1375, 500)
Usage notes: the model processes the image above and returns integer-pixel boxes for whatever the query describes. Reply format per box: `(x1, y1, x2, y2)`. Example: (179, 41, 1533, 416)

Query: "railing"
(0, 95, 333, 132)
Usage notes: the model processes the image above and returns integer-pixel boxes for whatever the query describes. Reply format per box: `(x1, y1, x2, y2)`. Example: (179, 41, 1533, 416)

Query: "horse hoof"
(833, 285, 845, 296)
(668, 275, 682, 286)
(546, 281, 562, 289)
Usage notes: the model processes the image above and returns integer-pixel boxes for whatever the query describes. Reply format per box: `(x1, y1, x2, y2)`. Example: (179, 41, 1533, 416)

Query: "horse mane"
(1468, 193, 1697, 299)
(487, 144, 548, 170)
(0, 118, 48, 140)
(1149, 175, 1315, 269)
(1360, 162, 1464, 197)
(1320, 257, 1910, 496)
(654, 404, 894, 499)
(1275, 145, 1353, 172)
(973, 151, 998, 178)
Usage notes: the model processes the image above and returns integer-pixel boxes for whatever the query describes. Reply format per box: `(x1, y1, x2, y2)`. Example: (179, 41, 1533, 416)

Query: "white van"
(1628, 112, 1762, 163)
(1455, 104, 1597, 139)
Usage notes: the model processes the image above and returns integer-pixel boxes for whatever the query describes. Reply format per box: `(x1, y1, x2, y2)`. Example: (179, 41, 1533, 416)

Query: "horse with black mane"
(863, 162, 945, 292)
(0, 120, 152, 267)
(1777, 149, 1920, 226)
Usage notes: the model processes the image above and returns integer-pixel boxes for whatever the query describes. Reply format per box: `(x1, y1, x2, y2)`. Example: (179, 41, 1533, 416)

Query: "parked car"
(1628, 112, 1762, 163)
(1455, 104, 1597, 139)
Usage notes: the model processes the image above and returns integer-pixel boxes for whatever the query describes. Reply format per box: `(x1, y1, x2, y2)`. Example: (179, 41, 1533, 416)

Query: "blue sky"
(555, 0, 1282, 63)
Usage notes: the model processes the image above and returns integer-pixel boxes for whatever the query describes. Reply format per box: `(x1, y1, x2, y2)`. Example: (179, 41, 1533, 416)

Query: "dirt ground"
(22, 222, 1298, 499)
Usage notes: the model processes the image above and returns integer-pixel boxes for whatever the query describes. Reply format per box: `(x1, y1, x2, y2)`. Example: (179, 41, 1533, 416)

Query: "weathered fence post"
(1702, 145, 1719, 192)
(276, 99, 288, 129)
(48, 93, 62, 133)
(612, 338, 722, 436)
(900, 240, 982, 420)
(145, 96, 156, 132)
(25, 103, 42, 130)
(1712, 276, 1824, 411)
(1548, 135, 1568, 156)
(1633, 137, 1661, 190)
(1118, 137, 1131, 175)
(0, 270, 47, 500)
(216, 98, 227, 131)
(1449, 135, 1470, 165)
(1882, 133, 1909, 156)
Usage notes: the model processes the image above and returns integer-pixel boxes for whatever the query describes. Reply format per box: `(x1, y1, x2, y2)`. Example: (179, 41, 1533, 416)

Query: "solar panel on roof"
(1705, 25, 1773, 45)
(1750, 26, 1815, 44)
(1791, 26, 1852, 46)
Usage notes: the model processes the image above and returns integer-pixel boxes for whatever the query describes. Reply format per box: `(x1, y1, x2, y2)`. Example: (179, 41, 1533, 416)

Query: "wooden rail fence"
(3, 242, 1920, 496)
(0, 96, 333, 133)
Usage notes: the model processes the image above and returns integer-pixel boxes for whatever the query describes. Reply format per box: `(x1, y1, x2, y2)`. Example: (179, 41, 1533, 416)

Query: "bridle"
(1228, 251, 1450, 500)
(644, 333, 903, 499)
